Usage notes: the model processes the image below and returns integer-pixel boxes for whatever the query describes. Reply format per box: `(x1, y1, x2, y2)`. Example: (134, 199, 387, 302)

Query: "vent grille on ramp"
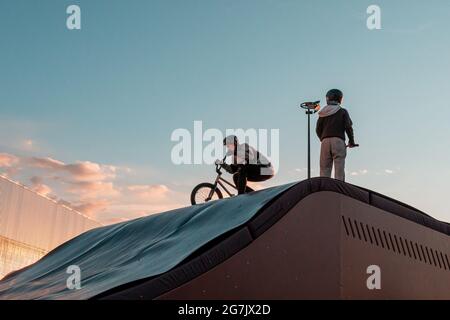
(342, 216, 450, 271)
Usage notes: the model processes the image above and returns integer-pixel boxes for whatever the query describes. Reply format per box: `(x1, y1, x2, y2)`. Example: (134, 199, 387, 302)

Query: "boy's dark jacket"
(316, 103, 355, 145)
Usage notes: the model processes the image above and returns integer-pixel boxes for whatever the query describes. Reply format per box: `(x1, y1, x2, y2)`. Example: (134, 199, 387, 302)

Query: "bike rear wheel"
(191, 183, 223, 205)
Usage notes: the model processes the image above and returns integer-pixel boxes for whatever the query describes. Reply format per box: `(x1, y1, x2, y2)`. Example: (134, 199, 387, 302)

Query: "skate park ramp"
(1, 178, 450, 300)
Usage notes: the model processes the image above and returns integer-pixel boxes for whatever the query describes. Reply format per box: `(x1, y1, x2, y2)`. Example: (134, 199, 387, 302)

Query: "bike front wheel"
(191, 183, 223, 205)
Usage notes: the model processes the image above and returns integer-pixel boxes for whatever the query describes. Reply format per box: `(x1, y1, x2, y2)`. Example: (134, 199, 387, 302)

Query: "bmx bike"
(190, 161, 254, 205)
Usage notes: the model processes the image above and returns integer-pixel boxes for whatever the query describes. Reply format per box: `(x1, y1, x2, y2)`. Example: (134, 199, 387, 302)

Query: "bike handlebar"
(215, 157, 227, 169)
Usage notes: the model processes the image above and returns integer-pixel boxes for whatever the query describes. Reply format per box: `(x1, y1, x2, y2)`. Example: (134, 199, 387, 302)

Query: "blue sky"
(1, 0, 450, 223)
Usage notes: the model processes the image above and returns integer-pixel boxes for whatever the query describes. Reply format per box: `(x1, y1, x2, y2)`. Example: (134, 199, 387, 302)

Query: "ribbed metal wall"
(0, 176, 102, 278)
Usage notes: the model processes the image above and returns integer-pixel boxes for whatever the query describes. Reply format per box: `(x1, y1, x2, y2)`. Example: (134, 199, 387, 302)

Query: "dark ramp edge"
(96, 178, 450, 300)
(248, 177, 370, 238)
(370, 193, 450, 235)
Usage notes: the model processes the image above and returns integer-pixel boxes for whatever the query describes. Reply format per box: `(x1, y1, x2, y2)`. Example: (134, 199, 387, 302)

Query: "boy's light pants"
(320, 137, 347, 181)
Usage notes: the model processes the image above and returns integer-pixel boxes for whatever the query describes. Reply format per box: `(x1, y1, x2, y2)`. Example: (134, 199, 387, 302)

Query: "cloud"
(30, 176, 53, 197)
(26, 157, 117, 182)
(0, 153, 19, 167)
(294, 168, 316, 173)
(126, 184, 170, 200)
(0, 152, 186, 223)
(349, 169, 396, 176)
(0, 153, 21, 177)
(65, 162, 117, 182)
(32, 183, 53, 197)
(27, 157, 65, 169)
(66, 181, 120, 199)
(71, 200, 110, 218)
(351, 169, 369, 176)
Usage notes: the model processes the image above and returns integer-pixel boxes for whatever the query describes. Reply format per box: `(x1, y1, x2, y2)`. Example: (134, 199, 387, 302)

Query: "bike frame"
(207, 164, 237, 200)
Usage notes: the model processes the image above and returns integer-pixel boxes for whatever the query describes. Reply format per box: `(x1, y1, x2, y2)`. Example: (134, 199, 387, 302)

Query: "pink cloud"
(66, 181, 120, 200)
(33, 184, 53, 197)
(0, 153, 19, 167)
(30, 176, 53, 197)
(64, 162, 116, 182)
(67, 185, 183, 222)
(0, 152, 187, 224)
(27, 157, 64, 169)
(126, 184, 170, 200)
(72, 200, 110, 218)
(27, 157, 116, 182)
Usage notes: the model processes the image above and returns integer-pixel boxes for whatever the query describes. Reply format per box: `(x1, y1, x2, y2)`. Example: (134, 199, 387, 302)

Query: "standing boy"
(316, 89, 358, 181)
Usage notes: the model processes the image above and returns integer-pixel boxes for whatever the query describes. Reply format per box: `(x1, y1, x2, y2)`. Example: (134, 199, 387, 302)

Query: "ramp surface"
(0, 183, 293, 299)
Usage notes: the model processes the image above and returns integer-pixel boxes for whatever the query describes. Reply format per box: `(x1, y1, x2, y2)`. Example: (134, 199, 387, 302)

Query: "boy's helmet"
(223, 135, 238, 146)
(326, 89, 343, 103)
